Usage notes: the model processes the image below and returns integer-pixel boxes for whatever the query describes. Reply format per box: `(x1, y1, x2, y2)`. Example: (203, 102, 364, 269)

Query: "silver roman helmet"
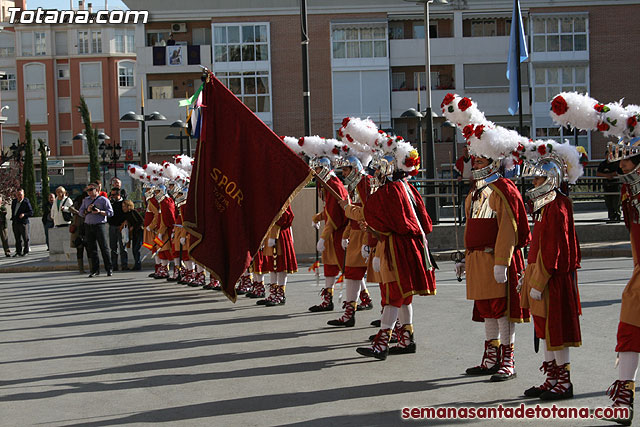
(522, 155, 565, 212)
(310, 156, 333, 181)
(174, 185, 189, 206)
(471, 157, 501, 182)
(341, 155, 364, 188)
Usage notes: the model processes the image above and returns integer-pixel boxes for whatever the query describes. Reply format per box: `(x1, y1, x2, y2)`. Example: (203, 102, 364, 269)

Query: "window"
(35, 32, 46, 55)
(57, 65, 69, 79)
(532, 16, 587, 53)
(392, 72, 406, 91)
(126, 31, 135, 53)
(55, 31, 67, 55)
(464, 62, 526, 90)
(0, 47, 14, 57)
(120, 129, 138, 155)
(149, 80, 173, 99)
(58, 97, 71, 113)
(0, 72, 16, 91)
(192, 27, 212, 45)
(59, 131, 72, 146)
(216, 71, 270, 113)
(213, 24, 269, 63)
(115, 29, 135, 53)
(332, 26, 386, 59)
(0, 32, 14, 57)
(533, 66, 587, 103)
(78, 31, 89, 54)
(80, 63, 101, 89)
(146, 30, 169, 47)
(21, 32, 33, 56)
(414, 72, 426, 90)
(118, 62, 134, 87)
(91, 31, 102, 53)
(24, 63, 45, 91)
(535, 127, 588, 151)
(388, 22, 404, 40)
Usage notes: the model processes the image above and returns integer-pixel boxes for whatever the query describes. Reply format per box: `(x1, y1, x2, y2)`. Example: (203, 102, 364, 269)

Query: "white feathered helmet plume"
(281, 136, 305, 157)
(173, 155, 193, 174)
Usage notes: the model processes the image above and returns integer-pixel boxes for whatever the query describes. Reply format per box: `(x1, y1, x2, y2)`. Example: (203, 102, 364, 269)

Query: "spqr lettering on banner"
(210, 167, 244, 210)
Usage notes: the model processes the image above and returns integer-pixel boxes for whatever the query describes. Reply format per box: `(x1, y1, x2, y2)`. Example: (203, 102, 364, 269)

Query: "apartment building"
(126, 0, 640, 172)
(0, 0, 137, 188)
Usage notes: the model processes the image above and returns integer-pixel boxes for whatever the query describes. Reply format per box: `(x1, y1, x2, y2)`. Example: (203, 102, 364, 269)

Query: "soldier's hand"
(530, 288, 542, 301)
(493, 265, 508, 283)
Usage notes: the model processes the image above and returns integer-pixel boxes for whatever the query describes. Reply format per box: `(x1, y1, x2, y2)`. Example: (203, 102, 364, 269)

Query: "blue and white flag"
(507, 0, 528, 115)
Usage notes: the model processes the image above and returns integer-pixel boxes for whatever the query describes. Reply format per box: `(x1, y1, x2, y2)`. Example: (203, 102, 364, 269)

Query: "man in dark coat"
(10, 188, 33, 256)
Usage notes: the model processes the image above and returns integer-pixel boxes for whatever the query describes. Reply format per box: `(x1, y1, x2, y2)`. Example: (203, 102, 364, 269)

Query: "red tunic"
(523, 194, 581, 350)
(363, 180, 436, 303)
(344, 176, 372, 279)
(265, 206, 298, 273)
(321, 175, 349, 275)
(157, 197, 176, 260)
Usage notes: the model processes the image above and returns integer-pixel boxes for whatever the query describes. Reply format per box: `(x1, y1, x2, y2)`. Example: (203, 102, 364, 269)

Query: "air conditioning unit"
(172, 23, 187, 33)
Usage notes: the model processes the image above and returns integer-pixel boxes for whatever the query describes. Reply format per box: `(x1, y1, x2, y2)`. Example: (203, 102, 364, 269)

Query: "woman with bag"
(51, 186, 73, 227)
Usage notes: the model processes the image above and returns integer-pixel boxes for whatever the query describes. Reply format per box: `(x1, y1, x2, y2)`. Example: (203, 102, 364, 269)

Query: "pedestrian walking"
(108, 188, 128, 270)
(79, 184, 113, 277)
(10, 188, 33, 256)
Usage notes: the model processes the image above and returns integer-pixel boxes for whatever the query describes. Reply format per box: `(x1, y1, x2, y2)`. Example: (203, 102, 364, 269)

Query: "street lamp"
(10, 141, 25, 162)
(99, 140, 108, 187)
(401, 107, 424, 173)
(120, 110, 167, 166)
(403, 0, 448, 224)
(170, 120, 190, 155)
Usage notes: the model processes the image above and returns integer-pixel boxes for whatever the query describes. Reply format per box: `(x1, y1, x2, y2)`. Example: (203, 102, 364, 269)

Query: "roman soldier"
(443, 93, 530, 382)
(518, 147, 583, 401)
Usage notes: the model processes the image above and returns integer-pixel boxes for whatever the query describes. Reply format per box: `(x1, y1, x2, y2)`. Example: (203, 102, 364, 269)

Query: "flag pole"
(516, 0, 524, 137)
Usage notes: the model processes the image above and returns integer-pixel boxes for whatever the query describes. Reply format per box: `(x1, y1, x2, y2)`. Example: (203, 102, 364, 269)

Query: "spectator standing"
(596, 159, 621, 222)
(166, 33, 176, 45)
(122, 199, 143, 270)
(42, 193, 55, 250)
(79, 184, 113, 277)
(108, 188, 128, 270)
(0, 195, 10, 256)
(10, 188, 33, 256)
(51, 186, 73, 227)
(110, 177, 127, 200)
(69, 191, 89, 273)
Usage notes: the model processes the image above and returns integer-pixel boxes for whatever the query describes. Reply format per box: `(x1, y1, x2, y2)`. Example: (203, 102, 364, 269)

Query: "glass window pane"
(534, 87, 546, 102)
(229, 78, 241, 94)
(255, 25, 267, 42)
(562, 68, 573, 84)
(548, 127, 561, 137)
(244, 96, 256, 112)
(228, 26, 240, 43)
(547, 68, 558, 84)
(229, 45, 240, 61)
(533, 36, 546, 52)
(360, 28, 373, 40)
(574, 18, 586, 32)
(373, 27, 386, 39)
(257, 77, 268, 94)
(333, 29, 345, 41)
(574, 34, 587, 51)
(242, 44, 254, 61)
(561, 35, 573, 51)
(244, 77, 256, 94)
(257, 95, 270, 112)
(546, 18, 558, 33)
(547, 35, 559, 51)
(547, 86, 560, 100)
(346, 29, 359, 40)
(575, 67, 586, 84)
(242, 25, 254, 43)
(413, 24, 425, 39)
(561, 19, 572, 33)
(333, 42, 345, 58)
(256, 44, 268, 61)
(360, 41, 373, 57)
(346, 41, 359, 58)
(575, 85, 587, 94)
(536, 128, 547, 137)
(534, 68, 545, 84)
(214, 26, 226, 44)
(214, 45, 227, 62)
(374, 40, 386, 57)
(484, 20, 496, 36)
(533, 19, 545, 34)
(471, 21, 483, 37)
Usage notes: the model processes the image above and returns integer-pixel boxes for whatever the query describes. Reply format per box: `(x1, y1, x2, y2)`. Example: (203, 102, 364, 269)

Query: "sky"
(25, 0, 129, 10)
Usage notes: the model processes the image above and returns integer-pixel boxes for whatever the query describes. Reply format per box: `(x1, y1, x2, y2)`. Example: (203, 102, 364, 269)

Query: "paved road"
(0, 258, 633, 426)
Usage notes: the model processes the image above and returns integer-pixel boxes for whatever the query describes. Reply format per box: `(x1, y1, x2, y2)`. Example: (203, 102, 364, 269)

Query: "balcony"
(136, 45, 212, 74)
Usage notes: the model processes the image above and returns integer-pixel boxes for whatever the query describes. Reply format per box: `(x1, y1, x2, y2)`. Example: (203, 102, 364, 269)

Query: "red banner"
(183, 74, 312, 301)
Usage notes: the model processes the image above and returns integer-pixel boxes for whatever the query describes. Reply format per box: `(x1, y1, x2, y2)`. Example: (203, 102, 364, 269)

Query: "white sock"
(497, 316, 515, 345)
(554, 348, 570, 366)
(541, 340, 555, 362)
(380, 305, 400, 330)
(161, 259, 169, 266)
(184, 260, 194, 270)
(276, 271, 288, 286)
(619, 352, 640, 381)
(173, 258, 180, 268)
(485, 318, 499, 341)
(154, 255, 161, 264)
(254, 273, 263, 283)
(360, 278, 368, 292)
(398, 304, 413, 325)
(325, 276, 337, 289)
(269, 272, 277, 284)
(345, 279, 360, 302)
(195, 264, 204, 273)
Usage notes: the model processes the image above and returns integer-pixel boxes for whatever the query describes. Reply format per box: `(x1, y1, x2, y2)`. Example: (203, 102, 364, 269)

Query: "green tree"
(22, 120, 39, 216)
(38, 139, 50, 206)
(78, 96, 101, 184)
